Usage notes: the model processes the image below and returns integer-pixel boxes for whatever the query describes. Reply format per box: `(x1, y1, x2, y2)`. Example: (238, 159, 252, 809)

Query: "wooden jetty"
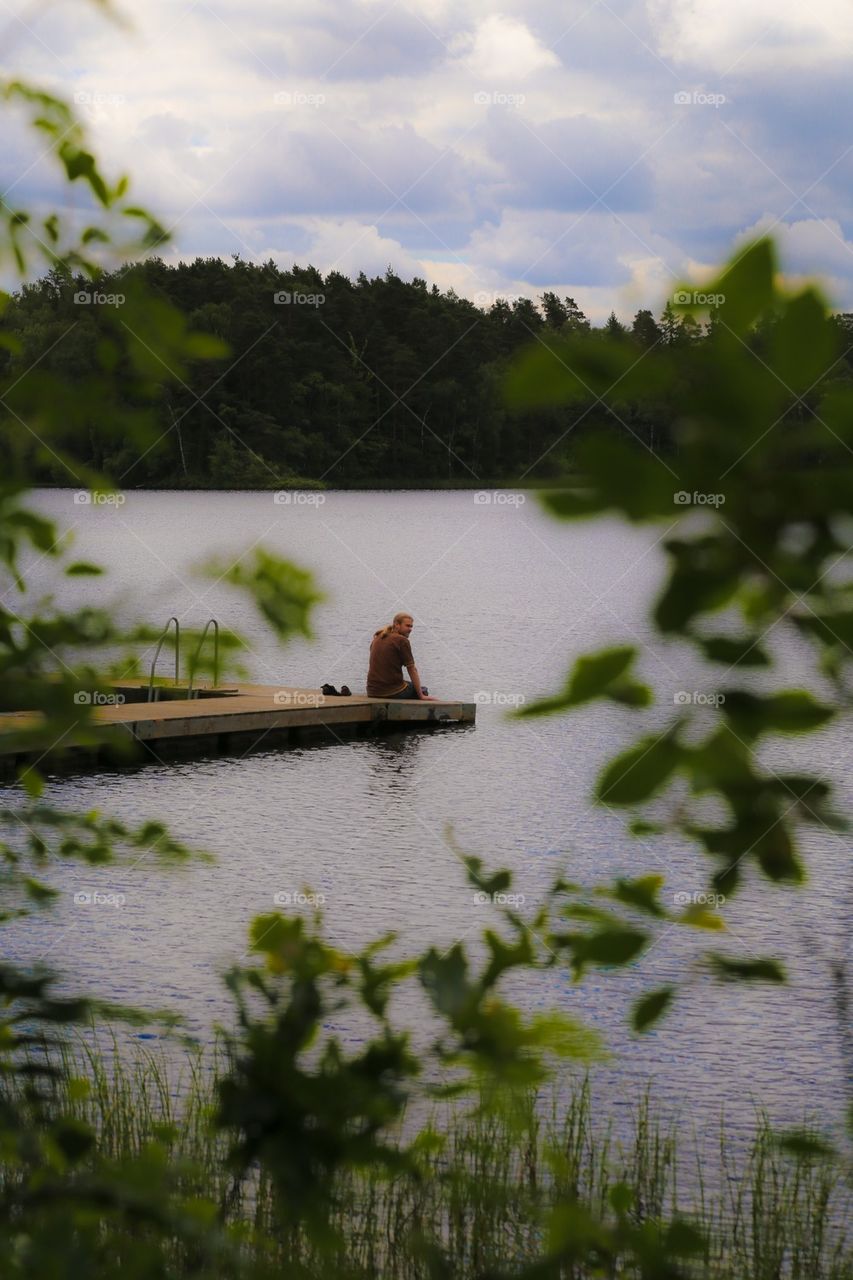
(0, 682, 476, 777)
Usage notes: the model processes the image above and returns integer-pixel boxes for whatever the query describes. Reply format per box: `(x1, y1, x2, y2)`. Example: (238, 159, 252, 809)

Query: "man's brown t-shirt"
(367, 631, 414, 697)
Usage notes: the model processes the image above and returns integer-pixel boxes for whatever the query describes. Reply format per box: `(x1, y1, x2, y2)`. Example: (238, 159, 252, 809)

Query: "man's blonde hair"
(373, 612, 413, 639)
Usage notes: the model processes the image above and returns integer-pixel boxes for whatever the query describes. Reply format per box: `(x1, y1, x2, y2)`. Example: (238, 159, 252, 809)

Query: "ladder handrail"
(187, 619, 219, 697)
(147, 617, 180, 702)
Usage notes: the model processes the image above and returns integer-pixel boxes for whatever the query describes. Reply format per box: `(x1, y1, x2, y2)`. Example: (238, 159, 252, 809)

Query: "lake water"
(3, 489, 851, 1152)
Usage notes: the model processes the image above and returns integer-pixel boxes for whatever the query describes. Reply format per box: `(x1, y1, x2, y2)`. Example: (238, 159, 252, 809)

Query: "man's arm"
(405, 663, 436, 701)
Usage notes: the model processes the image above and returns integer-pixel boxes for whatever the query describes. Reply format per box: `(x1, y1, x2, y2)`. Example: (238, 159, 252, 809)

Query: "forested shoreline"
(5, 257, 853, 489)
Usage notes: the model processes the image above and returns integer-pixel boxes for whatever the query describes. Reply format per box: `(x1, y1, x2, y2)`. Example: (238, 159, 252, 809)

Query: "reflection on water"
(3, 490, 850, 1153)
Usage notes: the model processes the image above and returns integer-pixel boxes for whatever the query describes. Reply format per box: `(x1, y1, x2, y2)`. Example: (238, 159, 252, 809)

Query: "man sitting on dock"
(367, 613, 437, 701)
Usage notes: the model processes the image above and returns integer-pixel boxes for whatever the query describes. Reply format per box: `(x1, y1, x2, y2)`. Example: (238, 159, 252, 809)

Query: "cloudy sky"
(4, 0, 853, 320)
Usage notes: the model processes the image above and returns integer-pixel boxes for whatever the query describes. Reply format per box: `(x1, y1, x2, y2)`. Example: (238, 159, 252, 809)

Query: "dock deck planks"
(0, 682, 476, 774)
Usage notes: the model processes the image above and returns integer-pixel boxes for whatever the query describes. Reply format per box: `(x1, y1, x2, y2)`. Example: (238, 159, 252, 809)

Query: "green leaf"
(561, 436, 679, 521)
(185, 332, 230, 359)
(53, 1118, 95, 1161)
(771, 289, 836, 393)
(23, 877, 57, 903)
(596, 733, 681, 805)
(710, 238, 776, 335)
(577, 927, 647, 967)
(680, 905, 725, 930)
(516, 646, 650, 718)
(775, 1130, 836, 1160)
(66, 561, 103, 576)
(632, 987, 674, 1031)
(697, 634, 770, 666)
(204, 550, 323, 642)
(462, 855, 512, 898)
(722, 690, 834, 737)
(709, 955, 786, 983)
(608, 1181, 633, 1215)
(505, 333, 668, 408)
(419, 945, 471, 1019)
(604, 874, 667, 916)
(794, 609, 853, 651)
(17, 764, 44, 798)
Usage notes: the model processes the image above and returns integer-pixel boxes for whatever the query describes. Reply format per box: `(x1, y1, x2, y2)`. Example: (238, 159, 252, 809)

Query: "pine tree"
(564, 297, 590, 331)
(631, 309, 662, 348)
(604, 311, 627, 339)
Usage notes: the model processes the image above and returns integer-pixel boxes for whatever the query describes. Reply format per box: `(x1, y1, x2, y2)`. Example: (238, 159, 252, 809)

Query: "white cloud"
(450, 14, 560, 81)
(648, 0, 853, 68)
(275, 218, 425, 279)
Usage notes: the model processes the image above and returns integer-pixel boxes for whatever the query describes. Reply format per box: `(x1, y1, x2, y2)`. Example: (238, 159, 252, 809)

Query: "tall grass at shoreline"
(3, 1041, 850, 1278)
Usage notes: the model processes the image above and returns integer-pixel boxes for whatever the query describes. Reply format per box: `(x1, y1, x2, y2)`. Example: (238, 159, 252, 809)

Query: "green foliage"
(516, 646, 652, 717)
(504, 237, 853, 1097)
(202, 549, 324, 643)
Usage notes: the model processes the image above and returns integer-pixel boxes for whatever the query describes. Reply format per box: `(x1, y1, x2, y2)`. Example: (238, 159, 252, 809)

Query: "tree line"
(4, 257, 853, 488)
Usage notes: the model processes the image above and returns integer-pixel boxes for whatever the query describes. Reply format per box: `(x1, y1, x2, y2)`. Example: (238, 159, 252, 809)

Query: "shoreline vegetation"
(7, 1040, 849, 1280)
(6, 258, 852, 493)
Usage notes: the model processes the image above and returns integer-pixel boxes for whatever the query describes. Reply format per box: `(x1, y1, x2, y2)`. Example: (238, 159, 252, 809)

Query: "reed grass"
(3, 1038, 851, 1279)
